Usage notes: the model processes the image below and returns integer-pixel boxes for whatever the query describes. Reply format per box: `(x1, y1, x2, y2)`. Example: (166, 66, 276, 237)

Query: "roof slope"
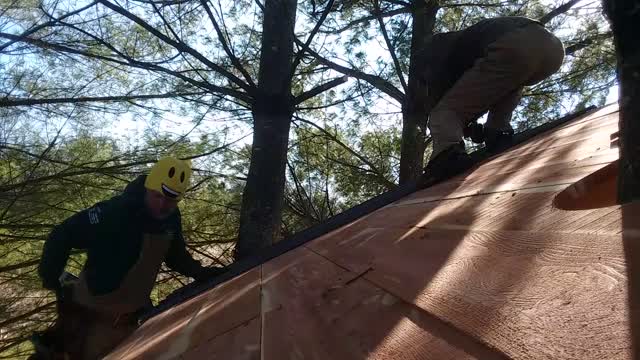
(106, 104, 638, 360)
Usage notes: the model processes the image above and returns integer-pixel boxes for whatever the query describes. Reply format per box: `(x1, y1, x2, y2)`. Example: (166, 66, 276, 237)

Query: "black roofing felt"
(141, 105, 598, 322)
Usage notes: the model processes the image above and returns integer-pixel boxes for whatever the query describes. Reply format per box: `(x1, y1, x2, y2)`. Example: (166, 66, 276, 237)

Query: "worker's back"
(424, 16, 539, 106)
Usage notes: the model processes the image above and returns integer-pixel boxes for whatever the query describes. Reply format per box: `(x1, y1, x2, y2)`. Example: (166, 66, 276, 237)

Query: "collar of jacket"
(123, 175, 179, 233)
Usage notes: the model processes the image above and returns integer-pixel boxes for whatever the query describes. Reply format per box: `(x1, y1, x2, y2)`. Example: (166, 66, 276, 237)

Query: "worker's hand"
(193, 266, 226, 282)
(50, 271, 77, 304)
(54, 283, 72, 303)
(54, 283, 76, 315)
(463, 122, 485, 144)
(42, 276, 62, 294)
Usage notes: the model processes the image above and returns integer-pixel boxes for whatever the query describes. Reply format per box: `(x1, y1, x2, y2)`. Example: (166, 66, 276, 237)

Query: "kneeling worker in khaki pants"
(422, 16, 565, 182)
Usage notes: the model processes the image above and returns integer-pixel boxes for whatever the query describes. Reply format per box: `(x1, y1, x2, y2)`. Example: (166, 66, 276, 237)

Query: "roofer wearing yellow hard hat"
(33, 157, 224, 359)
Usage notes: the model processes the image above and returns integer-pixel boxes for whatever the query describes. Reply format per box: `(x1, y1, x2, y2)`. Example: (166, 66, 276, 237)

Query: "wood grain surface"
(107, 104, 633, 359)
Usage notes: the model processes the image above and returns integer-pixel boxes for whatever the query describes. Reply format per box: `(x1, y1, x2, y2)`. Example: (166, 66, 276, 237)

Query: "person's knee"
(429, 109, 465, 137)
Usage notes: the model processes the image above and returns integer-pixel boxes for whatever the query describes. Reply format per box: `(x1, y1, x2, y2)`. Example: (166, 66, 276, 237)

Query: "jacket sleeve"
(38, 204, 102, 291)
(165, 219, 205, 279)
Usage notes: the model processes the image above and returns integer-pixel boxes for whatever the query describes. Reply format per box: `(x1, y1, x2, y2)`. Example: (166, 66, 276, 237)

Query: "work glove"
(53, 272, 78, 313)
(54, 284, 75, 313)
(463, 122, 485, 144)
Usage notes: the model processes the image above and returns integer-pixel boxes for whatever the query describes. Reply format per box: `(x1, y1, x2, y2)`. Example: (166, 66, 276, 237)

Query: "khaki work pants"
(80, 315, 137, 359)
(33, 298, 137, 360)
(429, 23, 565, 159)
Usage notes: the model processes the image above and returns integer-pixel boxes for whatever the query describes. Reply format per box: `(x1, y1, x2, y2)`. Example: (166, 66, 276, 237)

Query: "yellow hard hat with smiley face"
(144, 157, 192, 200)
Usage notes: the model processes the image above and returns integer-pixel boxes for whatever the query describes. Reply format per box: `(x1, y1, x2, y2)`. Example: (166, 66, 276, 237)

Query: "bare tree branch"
(0, 336, 33, 355)
(294, 76, 348, 105)
(294, 116, 397, 190)
(0, 140, 239, 193)
(149, 0, 182, 40)
(185, 244, 227, 267)
(565, 31, 613, 56)
(1, 114, 70, 222)
(0, 301, 55, 330)
(96, 0, 252, 93)
(383, 0, 411, 6)
(294, 38, 404, 102)
(130, 0, 193, 5)
(200, 0, 256, 88)
(0, 250, 82, 273)
(0, 224, 55, 230)
(373, 0, 408, 93)
(320, 7, 409, 35)
(286, 160, 321, 222)
(0, 32, 252, 103)
(0, 1, 99, 52)
(291, 0, 335, 76)
(441, 1, 513, 8)
(539, 0, 582, 24)
(0, 259, 40, 273)
(0, 91, 206, 107)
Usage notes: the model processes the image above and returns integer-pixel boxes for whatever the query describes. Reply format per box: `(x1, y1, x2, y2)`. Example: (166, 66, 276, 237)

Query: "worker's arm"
(165, 220, 225, 281)
(38, 205, 100, 292)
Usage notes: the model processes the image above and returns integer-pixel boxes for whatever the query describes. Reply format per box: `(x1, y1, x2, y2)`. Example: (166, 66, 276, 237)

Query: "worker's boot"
(485, 127, 514, 154)
(421, 142, 473, 187)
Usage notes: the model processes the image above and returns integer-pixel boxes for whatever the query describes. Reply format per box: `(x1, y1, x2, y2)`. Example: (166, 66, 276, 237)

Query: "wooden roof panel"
(261, 245, 500, 360)
(105, 268, 261, 360)
(108, 104, 636, 359)
(360, 229, 630, 359)
(178, 316, 260, 360)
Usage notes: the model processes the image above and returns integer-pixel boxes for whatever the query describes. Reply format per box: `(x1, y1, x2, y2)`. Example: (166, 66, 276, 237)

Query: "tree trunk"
(603, 0, 640, 203)
(235, 0, 297, 260)
(399, 1, 439, 184)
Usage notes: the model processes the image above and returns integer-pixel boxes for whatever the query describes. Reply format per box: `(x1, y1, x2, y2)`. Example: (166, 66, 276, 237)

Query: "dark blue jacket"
(38, 175, 205, 295)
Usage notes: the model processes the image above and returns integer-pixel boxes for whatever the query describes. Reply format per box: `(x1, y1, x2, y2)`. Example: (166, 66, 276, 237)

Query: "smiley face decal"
(144, 157, 192, 200)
